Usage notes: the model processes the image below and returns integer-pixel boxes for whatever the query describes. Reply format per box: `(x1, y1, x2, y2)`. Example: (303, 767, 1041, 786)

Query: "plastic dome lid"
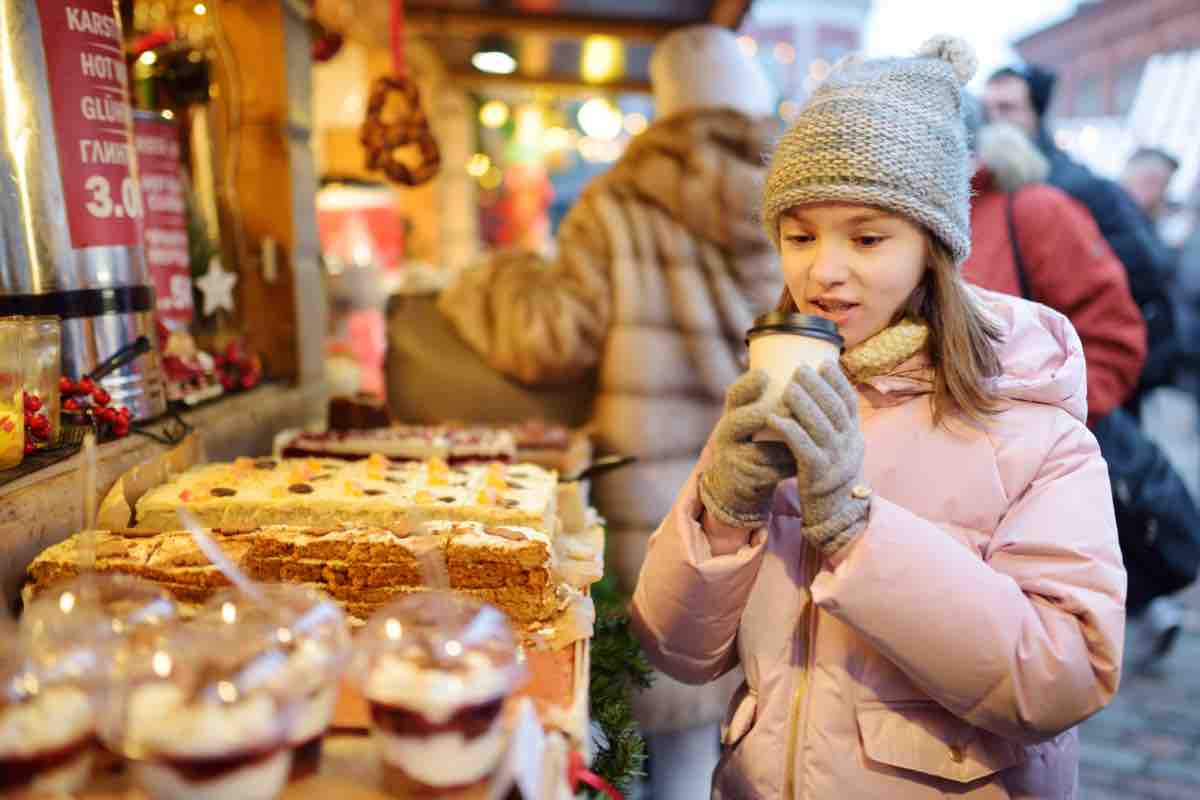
(198, 584, 351, 691)
(350, 592, 526, 718)
(20, 574, 176, 687)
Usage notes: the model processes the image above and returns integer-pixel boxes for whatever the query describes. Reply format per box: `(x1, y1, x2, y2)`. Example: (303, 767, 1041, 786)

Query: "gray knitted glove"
(699, 370, 797, 529)
(766, 361, 872, 556)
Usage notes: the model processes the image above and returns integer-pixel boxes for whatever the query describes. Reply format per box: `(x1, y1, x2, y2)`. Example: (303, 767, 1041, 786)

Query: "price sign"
(37, 0, 141, 248)
(135, 114, 193, 329)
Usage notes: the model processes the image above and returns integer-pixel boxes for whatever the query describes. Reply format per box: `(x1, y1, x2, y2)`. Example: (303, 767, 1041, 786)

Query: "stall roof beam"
(408, 9, 687, 42)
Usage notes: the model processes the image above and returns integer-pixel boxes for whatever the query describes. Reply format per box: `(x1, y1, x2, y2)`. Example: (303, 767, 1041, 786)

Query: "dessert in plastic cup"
(1, 614, 96, 797)
(198, 585, 350, 782)
(350, 592, 528, 793)
(21, 574, 178, 684)
(15, 574, 178, 786)
(102, 610, 299, 800)
(746, 312, 843, 442)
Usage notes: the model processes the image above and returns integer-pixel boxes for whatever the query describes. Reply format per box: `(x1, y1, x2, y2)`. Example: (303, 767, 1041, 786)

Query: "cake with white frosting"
(133, 456, 559, 534)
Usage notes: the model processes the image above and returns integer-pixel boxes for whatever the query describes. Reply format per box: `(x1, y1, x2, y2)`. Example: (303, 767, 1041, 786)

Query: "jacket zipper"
(782, 544, 819, 798)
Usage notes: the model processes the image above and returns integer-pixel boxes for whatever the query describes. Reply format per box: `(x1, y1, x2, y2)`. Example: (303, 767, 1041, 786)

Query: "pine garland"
(587, 574, 654, 796)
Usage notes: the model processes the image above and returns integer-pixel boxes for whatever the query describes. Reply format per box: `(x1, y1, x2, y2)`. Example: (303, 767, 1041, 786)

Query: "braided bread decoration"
(361, 75, 441, 186)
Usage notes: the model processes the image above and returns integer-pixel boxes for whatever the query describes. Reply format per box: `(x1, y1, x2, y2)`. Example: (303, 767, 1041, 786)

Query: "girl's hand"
(699, 370, 797, 530)
(767, 361, 872, 556)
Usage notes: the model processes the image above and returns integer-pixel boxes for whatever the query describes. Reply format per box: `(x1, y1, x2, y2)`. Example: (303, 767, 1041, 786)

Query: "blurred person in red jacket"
(961, 110, 1146, 426)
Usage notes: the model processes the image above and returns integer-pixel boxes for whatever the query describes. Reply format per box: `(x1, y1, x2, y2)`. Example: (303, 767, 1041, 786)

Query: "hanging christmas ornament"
(195, 256, 238, 316)
(360, 0, 441, 186)
(311, 17, 344, 63)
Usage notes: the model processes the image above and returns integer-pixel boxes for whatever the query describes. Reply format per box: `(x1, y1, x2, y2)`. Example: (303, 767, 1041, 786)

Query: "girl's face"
(779, 203, 928, 349)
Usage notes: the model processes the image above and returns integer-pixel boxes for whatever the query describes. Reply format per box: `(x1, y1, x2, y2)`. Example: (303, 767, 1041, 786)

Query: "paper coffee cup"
(746, 312, 843, 442)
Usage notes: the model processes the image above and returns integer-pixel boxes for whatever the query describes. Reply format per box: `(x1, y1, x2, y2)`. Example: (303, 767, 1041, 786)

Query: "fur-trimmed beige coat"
(440, 109, 781, 732)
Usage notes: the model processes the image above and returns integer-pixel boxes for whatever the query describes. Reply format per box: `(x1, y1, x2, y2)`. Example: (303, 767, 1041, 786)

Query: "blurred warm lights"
(138, 51, 158, 66)
(581, 35, 625, 84)
(467, 153, 492, 177)
(514, 104, 545, 147)
(578, 136, 623, 164)
(479, 166, 503, 190)
(774, 42, 796, 64)
(809, 59, 831, 81)
(152, 651, 173, 678)
(778, 100, 799, 121)
(479, 100, 510, 129)
(542, 126, 571, 151)
(623, 112, 648, 136)
(59, 592, 76, 614)
(193, 2, 207, 14)
(473, 52, 516, 75)
(577, 98, 623, 142)
(221, 601, 237, 624)
(737, 36, 757, 57)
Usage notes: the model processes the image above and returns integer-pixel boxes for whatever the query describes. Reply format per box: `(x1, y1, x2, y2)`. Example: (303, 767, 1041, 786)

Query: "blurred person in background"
(984, 64, 1179, 409)
(964, 97, 1193, 670)
(1122, 147, 1180, 227)
(961, 104, 1146, 428)
(437, 25, 781, 799)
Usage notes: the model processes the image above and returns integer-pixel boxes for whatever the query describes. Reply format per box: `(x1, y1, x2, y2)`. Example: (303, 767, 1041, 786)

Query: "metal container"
(0, 0, 166, 420)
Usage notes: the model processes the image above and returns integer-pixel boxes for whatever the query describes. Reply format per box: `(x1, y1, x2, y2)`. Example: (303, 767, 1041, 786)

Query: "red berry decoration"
(59, 376, 76, 394)
(24, 393, 41, 413)
(78, 377, 96, 394)
(24, 441, 35, 456)
(118, 407, 132, 421)
(92, 388, 112, 407)
(112, 421, 130, 438)
(63, 397, 81, 413)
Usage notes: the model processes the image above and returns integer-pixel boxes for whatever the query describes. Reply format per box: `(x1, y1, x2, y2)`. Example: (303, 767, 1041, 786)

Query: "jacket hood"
(976, 122, 1050, 193)
(604, 108, 780, 255)
(863, 289, 1088, 423)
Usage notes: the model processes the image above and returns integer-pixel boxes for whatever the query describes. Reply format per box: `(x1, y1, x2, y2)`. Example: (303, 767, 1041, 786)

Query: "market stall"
(1, 0, 753, 796)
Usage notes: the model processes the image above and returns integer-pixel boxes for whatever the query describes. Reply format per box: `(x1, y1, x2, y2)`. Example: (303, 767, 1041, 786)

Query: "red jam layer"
(287, 735, 324, 782)
(153, 742, 286, 782)
(0, 735, 94, 791)
(368, 696, 503, 739)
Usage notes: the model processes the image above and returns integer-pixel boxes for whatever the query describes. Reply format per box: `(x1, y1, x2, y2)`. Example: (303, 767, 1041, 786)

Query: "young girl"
(632, 36, 1125, 799)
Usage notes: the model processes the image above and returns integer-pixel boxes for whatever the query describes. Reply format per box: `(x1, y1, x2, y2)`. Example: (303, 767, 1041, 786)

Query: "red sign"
(135, 114, 193, 329)
(37, 0, 142, 249)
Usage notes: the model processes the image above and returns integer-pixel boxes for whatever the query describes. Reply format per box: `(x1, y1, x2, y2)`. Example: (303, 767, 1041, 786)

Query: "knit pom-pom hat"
(761, 34, 977, 265)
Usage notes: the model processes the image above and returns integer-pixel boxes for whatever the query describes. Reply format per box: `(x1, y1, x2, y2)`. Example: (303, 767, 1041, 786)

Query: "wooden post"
(207, 0, 326, 384)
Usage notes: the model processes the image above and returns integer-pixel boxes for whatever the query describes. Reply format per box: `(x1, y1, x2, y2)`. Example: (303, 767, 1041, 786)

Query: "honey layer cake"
(24, 521, 562, 625)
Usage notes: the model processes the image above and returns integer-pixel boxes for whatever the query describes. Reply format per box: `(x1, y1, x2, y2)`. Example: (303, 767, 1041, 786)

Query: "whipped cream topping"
(364, 651, 511, 724)
(0, 686, 92, 756)
(127, 684, 283, 758)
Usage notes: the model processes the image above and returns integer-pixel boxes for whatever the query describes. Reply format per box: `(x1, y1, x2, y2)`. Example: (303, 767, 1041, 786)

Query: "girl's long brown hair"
(777, 236, 1004, 426)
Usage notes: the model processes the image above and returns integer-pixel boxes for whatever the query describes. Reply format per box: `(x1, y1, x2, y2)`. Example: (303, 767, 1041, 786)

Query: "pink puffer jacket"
(632, 289, 1125, 799)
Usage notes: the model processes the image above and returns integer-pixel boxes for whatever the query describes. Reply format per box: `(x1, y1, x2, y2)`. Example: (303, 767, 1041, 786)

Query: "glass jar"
(20, 316, 61, 448)
(0, 318, 24, 469)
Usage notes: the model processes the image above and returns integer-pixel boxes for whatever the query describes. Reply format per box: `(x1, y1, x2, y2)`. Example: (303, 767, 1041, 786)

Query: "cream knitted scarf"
(841, 318, 930, 383)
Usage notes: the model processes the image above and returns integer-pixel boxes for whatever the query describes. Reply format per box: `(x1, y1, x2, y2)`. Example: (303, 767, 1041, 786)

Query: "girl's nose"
(808, 241, 849, 287)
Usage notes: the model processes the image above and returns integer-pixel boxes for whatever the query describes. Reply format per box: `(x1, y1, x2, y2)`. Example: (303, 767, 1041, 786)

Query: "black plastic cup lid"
(746, 312, 843, 348)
